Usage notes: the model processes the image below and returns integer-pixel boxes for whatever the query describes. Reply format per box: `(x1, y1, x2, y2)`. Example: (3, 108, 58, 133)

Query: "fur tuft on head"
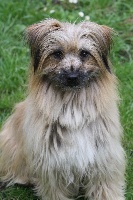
(79, 21, 115, 73)
(25, 19, 62, 72)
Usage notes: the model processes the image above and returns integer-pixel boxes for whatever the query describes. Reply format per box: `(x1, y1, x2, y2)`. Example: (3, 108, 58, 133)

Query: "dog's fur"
(0, 19, 125, 200)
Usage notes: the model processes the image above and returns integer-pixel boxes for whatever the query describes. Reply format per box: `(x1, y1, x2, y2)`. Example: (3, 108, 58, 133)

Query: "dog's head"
(26, 19, 114, 91)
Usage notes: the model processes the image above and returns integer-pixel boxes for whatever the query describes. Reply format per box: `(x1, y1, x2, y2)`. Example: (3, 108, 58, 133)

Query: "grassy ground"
(0, 0, 133, 199)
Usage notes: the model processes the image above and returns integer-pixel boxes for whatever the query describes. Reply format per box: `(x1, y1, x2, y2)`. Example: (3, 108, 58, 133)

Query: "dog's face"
(26, 19, 113, 91)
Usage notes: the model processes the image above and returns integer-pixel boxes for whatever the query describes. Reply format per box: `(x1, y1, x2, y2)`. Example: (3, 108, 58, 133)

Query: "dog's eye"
(52, 50, 63, 60)
(80, 50, 90, 60)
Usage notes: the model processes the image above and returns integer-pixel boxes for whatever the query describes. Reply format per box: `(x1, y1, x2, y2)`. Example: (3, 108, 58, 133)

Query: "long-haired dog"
(0, 19, 125, 200)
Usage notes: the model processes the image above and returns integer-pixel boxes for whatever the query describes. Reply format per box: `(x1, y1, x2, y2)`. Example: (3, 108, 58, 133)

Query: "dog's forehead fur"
(42, 23, 99, 53)
(26, 19, 113, 55)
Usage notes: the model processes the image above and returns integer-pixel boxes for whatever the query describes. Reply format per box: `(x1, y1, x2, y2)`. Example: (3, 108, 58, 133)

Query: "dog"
(0, 19, 125, 200)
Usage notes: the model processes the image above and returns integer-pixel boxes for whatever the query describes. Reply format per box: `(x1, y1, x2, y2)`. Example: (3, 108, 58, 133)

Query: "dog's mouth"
(42, 69, 100, 91)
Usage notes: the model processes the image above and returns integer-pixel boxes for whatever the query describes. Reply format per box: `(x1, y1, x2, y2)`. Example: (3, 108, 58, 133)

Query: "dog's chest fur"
(23, 90, 114, 184)
(24, 118, 96, 183)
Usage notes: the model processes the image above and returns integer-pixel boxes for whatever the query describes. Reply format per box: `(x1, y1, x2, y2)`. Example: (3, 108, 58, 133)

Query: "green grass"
(0, 0, 133, 199)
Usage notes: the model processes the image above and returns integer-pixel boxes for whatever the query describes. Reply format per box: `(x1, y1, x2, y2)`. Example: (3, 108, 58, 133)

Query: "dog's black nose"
(67, 73, 78, 80)
(66, 72, 79, 87)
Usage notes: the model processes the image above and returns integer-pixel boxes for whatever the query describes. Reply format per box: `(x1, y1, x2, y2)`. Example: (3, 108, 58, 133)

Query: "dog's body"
(0, 19, 125, 200)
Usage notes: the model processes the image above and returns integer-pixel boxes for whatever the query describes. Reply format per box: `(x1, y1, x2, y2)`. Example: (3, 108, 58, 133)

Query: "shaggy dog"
(0, 19, 125, 200)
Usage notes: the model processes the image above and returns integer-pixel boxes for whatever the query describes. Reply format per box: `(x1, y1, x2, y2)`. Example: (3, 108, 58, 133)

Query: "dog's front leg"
(84, 177, 125, 200)
(36, 179, 75, 200)
(0, 102, 31, 186)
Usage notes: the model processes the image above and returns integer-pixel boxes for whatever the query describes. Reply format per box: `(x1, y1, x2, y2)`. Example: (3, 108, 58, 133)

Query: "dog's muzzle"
(43, 68, 99, 90)
(54, 69, 90, 89)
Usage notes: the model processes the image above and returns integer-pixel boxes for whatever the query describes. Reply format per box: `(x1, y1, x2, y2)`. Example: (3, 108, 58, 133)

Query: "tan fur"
(0, 19, 125, 200)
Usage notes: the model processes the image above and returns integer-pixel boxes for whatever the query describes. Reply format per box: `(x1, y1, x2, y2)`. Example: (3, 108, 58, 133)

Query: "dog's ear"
(80, 22, 114, 49)
(100, 25, 115, 73)
(100, 25, 114, 53)
(25, 19, 62, 72)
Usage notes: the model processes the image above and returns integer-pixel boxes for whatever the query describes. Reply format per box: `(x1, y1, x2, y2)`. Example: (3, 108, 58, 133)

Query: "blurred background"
(0, 0, 132, 199)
